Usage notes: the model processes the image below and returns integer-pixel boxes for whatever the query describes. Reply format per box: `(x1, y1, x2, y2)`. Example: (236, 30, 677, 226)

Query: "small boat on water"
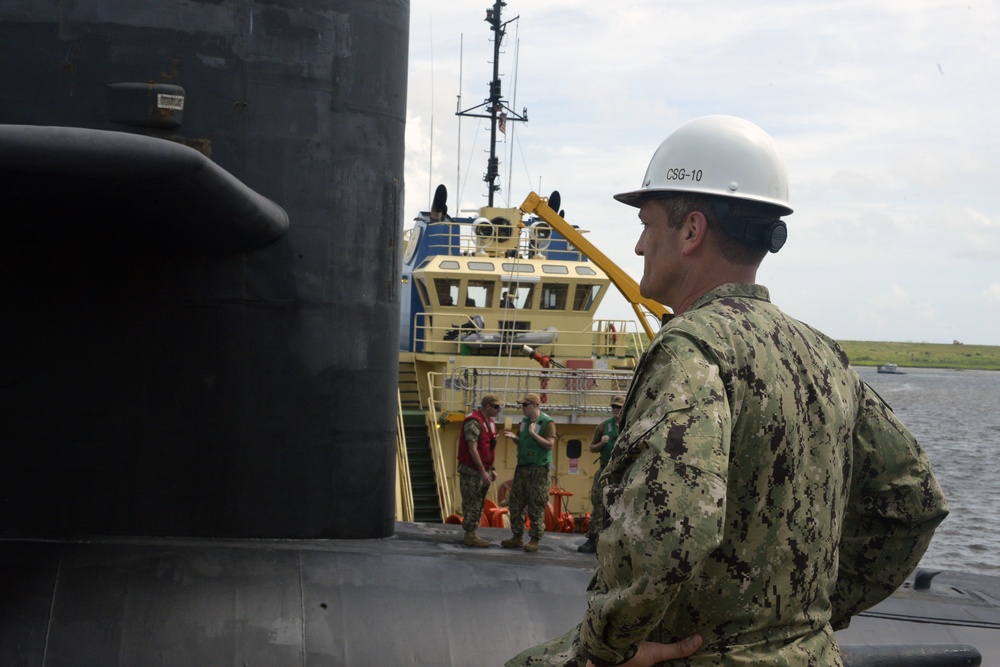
(877, 362, 906, 374)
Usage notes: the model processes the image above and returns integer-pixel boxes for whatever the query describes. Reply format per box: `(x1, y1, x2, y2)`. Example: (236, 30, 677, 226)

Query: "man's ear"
(680, 210, 708, 256)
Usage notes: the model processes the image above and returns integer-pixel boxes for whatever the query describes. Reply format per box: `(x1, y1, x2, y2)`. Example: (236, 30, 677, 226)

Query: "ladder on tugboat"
(399, 409, 443, 523)
(398, 361, 454, 523)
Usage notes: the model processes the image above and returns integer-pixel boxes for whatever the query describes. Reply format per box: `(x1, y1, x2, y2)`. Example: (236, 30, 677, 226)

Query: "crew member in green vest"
(577, 395, 624, 553)
(501, 392, 556, 553)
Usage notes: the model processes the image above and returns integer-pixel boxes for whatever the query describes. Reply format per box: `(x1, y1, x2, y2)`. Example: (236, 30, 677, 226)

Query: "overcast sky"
(404, 0, 1000, 346)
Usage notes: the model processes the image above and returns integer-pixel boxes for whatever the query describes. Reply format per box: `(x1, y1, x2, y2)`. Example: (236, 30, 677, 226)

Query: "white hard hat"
(614, 115, 793, 216)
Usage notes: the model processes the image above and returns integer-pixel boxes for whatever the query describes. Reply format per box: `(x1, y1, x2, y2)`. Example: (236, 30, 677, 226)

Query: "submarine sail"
(0, 0, 408, 540)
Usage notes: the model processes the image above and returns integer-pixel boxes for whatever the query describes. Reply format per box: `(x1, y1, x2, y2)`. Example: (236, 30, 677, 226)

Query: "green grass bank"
(628, 337, 1000, 371)
(837, 340, 1000, 371)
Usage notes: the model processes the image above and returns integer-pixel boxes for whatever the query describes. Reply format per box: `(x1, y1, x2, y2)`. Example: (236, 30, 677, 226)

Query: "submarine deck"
(1, 522, 995, 665)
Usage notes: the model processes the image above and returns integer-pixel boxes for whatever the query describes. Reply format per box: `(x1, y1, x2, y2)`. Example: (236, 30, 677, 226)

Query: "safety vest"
(457, 409, 497, 470)
(516, 412, 553, 467)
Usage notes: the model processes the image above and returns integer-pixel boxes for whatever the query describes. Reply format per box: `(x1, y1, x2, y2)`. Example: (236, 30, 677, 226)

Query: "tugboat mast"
(457, 0, 528, 207)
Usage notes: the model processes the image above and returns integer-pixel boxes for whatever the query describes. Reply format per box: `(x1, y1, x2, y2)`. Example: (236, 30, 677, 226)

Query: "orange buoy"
(497, 479, 513, 506)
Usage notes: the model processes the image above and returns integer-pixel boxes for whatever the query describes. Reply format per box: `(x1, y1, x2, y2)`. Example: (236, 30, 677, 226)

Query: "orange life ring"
(481, 498, 500, 526)
(497, 479, 513, 507)
(544, 502, 557, 532)
(491, 507, 510, 528)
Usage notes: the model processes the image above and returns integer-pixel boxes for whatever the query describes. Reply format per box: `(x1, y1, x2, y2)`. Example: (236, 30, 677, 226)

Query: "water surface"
(859, 366, 1000, 574)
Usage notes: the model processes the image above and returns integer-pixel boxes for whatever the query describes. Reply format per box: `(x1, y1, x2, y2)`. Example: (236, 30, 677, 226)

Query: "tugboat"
(397, 185, 650, 526)
(396, 1, 662, 529)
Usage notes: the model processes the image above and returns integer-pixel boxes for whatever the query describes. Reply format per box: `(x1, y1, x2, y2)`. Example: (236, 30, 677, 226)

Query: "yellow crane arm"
(520, 191, 671, 340)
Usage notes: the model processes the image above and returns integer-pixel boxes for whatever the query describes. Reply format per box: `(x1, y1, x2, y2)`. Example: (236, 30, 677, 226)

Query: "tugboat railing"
(423, 391, 453, 523)
(426, 366, 635, 421)
(421, 219, 592, 262)
(394, 389, 415, 522)
(413, 312, 643, 361)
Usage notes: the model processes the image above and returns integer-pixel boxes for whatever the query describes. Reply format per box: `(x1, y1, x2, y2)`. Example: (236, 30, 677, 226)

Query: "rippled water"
(859, 365, 1000, 574)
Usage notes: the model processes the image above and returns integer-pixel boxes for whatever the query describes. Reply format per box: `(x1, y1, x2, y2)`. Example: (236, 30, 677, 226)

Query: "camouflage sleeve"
(830, 383, 949, 629)
(463, 418, 481, 449)
(580, 334, 730, 665)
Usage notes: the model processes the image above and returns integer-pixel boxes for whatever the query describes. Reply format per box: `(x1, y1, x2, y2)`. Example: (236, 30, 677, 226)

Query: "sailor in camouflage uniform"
(458, 394, 503, 548)
(507, 116, 948, 667)
(502, 393, 557, 553)
(578, 395, 625, 554)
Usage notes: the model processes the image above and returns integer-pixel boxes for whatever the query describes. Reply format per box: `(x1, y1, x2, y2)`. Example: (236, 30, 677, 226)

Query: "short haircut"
(657, 194, 774, 266)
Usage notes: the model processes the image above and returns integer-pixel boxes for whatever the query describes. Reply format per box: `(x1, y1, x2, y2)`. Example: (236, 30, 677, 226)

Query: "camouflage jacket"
(507, 283, 948, 666)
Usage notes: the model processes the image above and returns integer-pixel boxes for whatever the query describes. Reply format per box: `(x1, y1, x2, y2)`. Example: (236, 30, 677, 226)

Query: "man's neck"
(671, 267, 758, 315)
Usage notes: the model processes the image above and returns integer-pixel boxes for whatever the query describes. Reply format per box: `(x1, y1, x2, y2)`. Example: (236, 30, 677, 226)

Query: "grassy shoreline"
(627, 337, 1000, 371)
(837, 341, 1000, 371)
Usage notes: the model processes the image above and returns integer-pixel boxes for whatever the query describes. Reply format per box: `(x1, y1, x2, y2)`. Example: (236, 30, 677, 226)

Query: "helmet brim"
(613, 187, 794, 216)
(612, 189, 648, 208)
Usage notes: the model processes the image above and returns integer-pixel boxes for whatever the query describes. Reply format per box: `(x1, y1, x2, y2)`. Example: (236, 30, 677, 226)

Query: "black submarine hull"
(0, 0, 407, 540)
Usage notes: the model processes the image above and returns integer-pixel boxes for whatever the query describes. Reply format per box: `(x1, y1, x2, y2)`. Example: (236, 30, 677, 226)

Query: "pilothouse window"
(573, 284, 601, 311)
(466, 280, 495, 308)
(415, 277, 429, 306)
(502, 263, 535, 273)
(434, 278, 459, 307)
(540, 283, 568, 310)
(468, 261, 495, 271)
(504, 283, 535, 309)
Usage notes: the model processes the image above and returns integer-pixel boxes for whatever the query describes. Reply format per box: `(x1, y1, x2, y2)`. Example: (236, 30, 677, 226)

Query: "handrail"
(423, 382, 454, 522)
(425, 367, 633, 420)
(413, 312, 642, 360)
(421, 218, 593, 262)
(394, 389, 415, 522)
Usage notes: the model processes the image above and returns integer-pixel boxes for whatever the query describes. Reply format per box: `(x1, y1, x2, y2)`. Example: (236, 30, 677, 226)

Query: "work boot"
(577, 537, 597, 553)
(523, 537, 540, 553)
(501, 534, 524, 549)
(463, 530, 491, 548)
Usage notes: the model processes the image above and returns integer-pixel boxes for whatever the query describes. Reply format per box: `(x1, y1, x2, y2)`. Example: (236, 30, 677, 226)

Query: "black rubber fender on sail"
(0, 124, 289, 255)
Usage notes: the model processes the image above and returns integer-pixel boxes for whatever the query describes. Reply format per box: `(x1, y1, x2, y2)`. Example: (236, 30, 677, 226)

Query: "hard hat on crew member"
(614, 115, 792, 214)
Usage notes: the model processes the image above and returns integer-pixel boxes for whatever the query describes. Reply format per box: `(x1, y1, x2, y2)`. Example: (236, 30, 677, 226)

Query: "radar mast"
(456, 0, 528, 207)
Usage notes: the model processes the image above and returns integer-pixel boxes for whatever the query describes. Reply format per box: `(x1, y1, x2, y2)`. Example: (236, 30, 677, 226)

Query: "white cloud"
(983, 284, 1000, 302)
(864, 285, 936, 327)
